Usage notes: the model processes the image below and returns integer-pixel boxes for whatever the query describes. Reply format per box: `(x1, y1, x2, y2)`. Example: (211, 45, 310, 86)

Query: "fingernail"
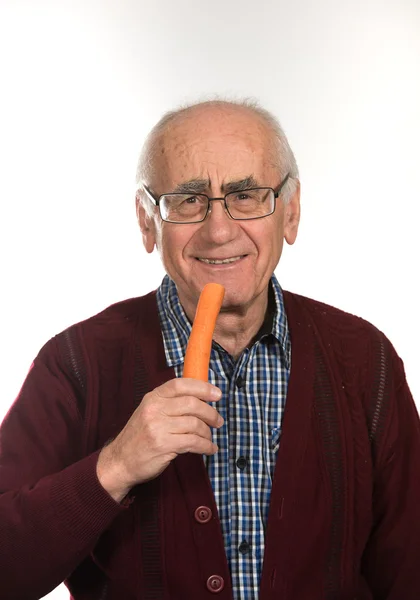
(211, 387, 222, 400)
(217, 415, 224, 427)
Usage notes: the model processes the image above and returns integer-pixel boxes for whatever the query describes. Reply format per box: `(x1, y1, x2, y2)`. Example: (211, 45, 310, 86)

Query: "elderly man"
(1, 100, 419, 600)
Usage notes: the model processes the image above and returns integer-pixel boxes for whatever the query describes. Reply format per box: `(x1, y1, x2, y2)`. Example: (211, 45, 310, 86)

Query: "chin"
(219, 288, 254, 310)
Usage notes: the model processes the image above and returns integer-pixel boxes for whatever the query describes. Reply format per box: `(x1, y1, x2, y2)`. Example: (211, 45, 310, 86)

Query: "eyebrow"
(222, 176, 259, 194)
(173, 179, 210, 194)
(172, 175, 259, 195)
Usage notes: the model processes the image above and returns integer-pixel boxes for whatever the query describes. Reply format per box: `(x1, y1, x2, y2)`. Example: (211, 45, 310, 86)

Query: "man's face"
(139, 106, 300, 317)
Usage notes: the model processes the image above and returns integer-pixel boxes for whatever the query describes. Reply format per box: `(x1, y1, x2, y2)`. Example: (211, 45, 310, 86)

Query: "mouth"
(196, 255, 246, 265)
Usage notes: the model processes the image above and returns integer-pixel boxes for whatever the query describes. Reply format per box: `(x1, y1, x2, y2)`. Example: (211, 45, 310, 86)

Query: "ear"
(284, 181, 301, 245)
(136, 195, 157, 254)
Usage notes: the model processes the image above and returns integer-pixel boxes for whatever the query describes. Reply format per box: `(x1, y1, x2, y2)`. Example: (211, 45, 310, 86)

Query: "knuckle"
(153, 437, 166, 454)
(172, 377, 185, 394)
(181, 432, 213, 454)
(197, 419, 210, 435)
(189, 417, 205, 435)
(141, 403, 157, 421)
(180, 396, 193, 414)
(204, 408, 218, 426)
(202, 429, 212, 441)
(203, 440, 216, 455)
(179, 433, 195, 453)
(185, 395, 198, 412)
(153, 428, 171, 452)
(185, 415, 198, 430)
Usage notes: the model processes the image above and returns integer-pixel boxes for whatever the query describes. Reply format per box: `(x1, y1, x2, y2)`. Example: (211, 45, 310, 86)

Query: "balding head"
(136, 99, 299, 214)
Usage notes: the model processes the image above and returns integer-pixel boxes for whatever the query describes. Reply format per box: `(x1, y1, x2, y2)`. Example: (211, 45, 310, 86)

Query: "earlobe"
(284, 182, 301, 246)
(136, 196, 157, 254)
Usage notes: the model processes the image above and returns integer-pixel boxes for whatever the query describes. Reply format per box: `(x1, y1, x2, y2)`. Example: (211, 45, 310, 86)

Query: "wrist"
(96, 443, 132, 503)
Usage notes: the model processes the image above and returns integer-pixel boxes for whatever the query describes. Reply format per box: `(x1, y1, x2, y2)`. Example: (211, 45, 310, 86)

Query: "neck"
(212, 289, 269, 360)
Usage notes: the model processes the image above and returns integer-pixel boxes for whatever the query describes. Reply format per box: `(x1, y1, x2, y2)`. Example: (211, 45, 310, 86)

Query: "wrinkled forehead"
(151, 107, 280, 191)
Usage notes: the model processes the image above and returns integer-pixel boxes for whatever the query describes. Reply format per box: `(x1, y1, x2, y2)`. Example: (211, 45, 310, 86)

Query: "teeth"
(198, 256, 242, 265)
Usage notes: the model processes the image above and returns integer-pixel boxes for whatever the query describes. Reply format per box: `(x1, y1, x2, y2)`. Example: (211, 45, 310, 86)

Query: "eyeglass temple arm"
(274, 173, 291, 198)
(138, 183, 159, 206)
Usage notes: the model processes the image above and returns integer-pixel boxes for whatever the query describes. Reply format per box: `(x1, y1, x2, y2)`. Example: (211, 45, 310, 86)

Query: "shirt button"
(194, 506, 212, 524)
(236, 375, 246, 389)
(236, 456, 248, 470)
(206, 574, 225, 593)
(238, 540, 251, 555)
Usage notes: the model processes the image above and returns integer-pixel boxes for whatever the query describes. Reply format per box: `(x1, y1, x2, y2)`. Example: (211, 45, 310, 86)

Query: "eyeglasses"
(141, 173, 290, 224)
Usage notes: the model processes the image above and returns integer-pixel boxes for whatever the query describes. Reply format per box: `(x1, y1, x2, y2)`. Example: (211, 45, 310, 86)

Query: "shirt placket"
(208, 348, 234, 562)
(229, 348, 261, 599)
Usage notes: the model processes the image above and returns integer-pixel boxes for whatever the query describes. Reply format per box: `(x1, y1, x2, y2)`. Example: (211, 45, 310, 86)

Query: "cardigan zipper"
(369, 339, 386, 443)
(62, 328, 86, 393)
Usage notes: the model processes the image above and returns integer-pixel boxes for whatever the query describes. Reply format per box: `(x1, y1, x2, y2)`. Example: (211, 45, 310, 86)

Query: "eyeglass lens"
(160, 188, 275, 223)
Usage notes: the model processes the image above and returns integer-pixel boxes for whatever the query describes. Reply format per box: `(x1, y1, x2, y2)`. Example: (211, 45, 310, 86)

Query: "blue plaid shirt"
(156, 275, 291, 599)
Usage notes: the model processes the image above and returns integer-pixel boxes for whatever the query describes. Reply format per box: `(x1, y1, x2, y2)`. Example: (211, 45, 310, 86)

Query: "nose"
(199, 198, 238, 244)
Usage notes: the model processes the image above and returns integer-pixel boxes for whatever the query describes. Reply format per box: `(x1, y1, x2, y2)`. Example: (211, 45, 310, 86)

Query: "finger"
(174, 433, 218, 456)
(157, 378, 222, 403)
(165, 396, 224, 428)
(168, 416, 213, 440)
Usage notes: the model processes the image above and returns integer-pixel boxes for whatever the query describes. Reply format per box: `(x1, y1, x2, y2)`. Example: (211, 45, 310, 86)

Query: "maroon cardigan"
(1, 290, 419, 600)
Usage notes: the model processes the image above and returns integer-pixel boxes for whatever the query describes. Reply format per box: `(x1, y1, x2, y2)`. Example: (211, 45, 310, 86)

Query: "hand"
(96, 378, 223, 502)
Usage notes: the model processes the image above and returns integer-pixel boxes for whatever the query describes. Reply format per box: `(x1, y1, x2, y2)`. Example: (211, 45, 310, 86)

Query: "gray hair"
(136, 98, 299, 215)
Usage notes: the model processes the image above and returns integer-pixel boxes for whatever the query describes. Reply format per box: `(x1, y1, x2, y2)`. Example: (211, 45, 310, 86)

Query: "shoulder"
(283, 289, 406, 383)
(89, 290, 158, 325)
(66, 290, 159, 337)
(283, 289, 382, 341)
(36, 291, 160, 366)
(283, 289, 403, 371)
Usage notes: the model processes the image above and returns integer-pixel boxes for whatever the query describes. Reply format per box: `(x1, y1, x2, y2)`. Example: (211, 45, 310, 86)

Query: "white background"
(1, 1, 419, 598)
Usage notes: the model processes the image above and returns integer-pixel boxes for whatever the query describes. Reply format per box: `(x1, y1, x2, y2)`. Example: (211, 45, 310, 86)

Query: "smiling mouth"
(196, 255, 245, 265)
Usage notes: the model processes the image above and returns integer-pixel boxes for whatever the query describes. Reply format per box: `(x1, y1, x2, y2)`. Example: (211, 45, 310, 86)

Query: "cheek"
(248, 221, 280, 251)
(253, 221, 284, 266)
(158, 226, 194, 264)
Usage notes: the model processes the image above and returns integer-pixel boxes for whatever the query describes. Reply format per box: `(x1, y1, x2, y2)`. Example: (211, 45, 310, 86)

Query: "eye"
(184, 196, 199, 204)
(232, 190, 258, 202)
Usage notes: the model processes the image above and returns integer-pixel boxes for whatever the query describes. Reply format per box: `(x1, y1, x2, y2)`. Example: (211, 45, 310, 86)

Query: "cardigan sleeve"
(361, 340, 420, 598)
(0, 337, 125, 600)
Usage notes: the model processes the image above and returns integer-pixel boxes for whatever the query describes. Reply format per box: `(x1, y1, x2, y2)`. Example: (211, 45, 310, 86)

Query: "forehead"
(152, 107, 279, 190)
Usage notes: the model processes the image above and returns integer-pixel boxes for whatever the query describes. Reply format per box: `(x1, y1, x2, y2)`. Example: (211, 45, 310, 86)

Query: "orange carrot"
(183, 283, 225, 381)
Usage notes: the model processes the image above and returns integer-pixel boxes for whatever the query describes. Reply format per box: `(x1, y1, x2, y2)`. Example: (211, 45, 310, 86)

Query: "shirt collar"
(156, 274, 290, 369)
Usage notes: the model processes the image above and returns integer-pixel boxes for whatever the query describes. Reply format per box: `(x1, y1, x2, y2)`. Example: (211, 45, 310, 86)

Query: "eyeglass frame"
(139, 172, 291, 224)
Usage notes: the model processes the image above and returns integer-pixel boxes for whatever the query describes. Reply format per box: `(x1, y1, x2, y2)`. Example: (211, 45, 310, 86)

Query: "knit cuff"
(50, 450, 127, 547)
